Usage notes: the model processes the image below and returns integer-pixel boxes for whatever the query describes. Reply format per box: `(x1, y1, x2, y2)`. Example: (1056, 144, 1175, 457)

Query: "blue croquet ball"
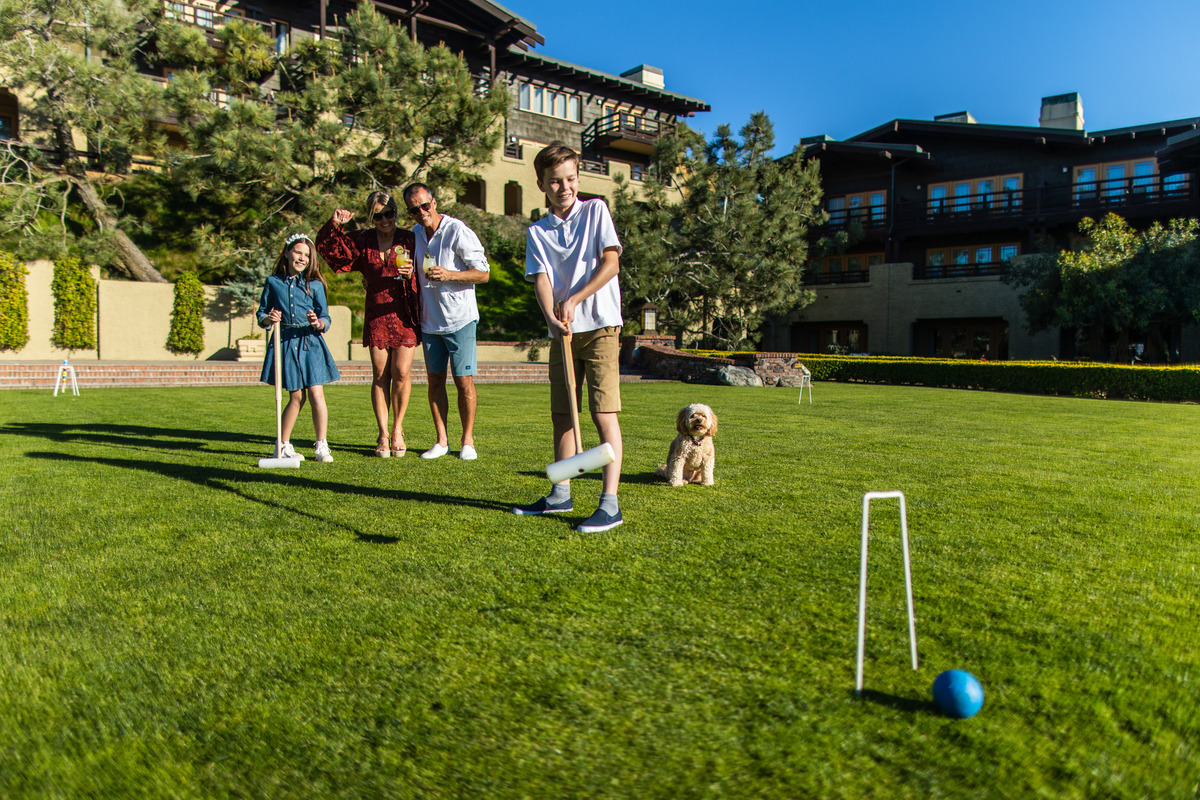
(931, 670, 985, 718)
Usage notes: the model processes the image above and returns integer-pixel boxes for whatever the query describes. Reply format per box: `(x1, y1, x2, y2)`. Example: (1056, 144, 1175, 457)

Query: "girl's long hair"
(273, 234, 327, 295)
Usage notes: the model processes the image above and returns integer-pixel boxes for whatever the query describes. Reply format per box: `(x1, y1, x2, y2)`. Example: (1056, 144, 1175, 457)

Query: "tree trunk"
(71, 176, 168, 283)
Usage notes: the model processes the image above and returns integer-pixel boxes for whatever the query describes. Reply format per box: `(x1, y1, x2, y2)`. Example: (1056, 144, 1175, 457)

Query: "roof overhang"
(497, 50, 710, 116)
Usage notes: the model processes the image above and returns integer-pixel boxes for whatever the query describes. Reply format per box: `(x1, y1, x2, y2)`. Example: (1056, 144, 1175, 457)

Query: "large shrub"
(0, 252, 30, 351)
(166, 272, 206, 356)
(51, 256, 97, 351)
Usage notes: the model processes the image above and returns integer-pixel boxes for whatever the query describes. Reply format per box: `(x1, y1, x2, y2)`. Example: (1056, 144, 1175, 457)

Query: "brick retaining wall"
(0, 361, 663, 390)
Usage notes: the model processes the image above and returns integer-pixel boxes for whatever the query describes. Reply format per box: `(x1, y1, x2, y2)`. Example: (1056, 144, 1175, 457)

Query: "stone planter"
(236, 338, 266, 362)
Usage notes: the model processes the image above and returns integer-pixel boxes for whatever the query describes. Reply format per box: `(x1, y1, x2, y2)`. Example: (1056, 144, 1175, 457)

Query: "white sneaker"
(460, 444, 478, 461)
(313, 440, 333, 463)
(421, 442, 449, 459)
(279, 442, 304, 461)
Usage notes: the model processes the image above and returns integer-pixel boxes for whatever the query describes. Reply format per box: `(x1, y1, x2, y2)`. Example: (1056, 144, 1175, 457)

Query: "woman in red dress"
(317, 190, 421, 457)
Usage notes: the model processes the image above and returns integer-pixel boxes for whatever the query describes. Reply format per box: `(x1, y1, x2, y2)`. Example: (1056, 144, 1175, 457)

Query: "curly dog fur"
(655, 403, 718, 486)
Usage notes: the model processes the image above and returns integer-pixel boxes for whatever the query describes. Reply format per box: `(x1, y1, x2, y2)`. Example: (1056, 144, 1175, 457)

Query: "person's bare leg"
(592, 411, 623, 496)
(390, 346, 415, 453)
(282, 389, 306, 443)
(308, 385, 328, 441)
(427, 371, 449, 447)
(453, 375, 476, 448)
(368, 346, 391, 449)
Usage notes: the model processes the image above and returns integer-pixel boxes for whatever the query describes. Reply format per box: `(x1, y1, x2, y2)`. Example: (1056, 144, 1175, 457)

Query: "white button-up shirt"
(413, 215, 489, 334)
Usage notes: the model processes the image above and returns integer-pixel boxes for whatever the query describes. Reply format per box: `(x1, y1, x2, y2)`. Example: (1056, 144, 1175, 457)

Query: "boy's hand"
(554, 298, 578, 326)
(331, 209, 353, 226)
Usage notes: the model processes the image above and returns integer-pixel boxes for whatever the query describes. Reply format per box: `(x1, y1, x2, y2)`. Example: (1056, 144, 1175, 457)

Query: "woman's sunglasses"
(373, 206, 397, 221)
(406, 201, 433, 217)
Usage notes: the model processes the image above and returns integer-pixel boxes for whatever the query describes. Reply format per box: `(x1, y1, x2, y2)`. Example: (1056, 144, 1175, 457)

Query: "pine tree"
(0, 0, 168, 281)
(614, 113, 824, 349)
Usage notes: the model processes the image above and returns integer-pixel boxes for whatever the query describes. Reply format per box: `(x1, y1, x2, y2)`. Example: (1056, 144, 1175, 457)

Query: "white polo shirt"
(525, 198, 623, 335)
(413, 215, 490, 335)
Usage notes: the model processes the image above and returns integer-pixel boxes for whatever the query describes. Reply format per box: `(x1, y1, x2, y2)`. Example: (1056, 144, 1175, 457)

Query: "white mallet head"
(546, 443, 615, 484)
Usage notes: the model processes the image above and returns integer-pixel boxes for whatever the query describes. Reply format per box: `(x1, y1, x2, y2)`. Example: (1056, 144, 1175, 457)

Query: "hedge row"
(0, 252, 29, 352)
(793, 355, 1200, 402)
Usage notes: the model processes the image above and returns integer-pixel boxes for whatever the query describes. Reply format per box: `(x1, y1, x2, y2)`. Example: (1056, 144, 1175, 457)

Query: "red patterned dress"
(316, 221, 421, 349)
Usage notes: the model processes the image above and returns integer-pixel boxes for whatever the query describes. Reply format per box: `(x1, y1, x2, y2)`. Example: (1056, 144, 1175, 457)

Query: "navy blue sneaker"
(576, 508, 623, 533)
(512, 496, 573, 515)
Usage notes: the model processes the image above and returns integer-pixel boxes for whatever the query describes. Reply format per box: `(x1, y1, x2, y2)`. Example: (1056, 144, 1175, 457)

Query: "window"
(1075, 159, 1158, 204)
(827, 190, 886, 226)
(195, 4, 215, 28)
(273, 21, 290, 54)
(0, 115, 12, 140)
(165, 2, 185, 20)
(929, 174, 1022, 215)
(1164, 172, 1190, 196)
(518, 83, 581, 123)
(923, 242, 1019, 277)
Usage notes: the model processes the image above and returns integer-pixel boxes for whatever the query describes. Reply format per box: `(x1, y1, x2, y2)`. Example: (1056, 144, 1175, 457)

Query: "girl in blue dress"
(257, 233, 341, 463)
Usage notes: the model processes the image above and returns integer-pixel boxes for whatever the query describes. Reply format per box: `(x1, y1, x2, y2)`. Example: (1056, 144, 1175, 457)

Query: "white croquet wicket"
(53, 359, 79, 397)
(855, 490, 919, 694)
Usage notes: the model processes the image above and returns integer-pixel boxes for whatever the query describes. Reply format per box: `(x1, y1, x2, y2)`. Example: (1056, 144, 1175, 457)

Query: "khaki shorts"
(548, 326, 622, 415)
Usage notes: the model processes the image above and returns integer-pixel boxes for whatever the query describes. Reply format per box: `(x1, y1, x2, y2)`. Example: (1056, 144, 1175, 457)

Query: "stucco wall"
(775, 261, 1058, 360)
(2, 259, 351, 362)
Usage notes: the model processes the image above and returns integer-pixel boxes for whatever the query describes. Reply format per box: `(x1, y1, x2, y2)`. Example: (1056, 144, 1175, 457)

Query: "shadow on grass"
(26, 451, 518, 544)
(3, 422, 272, 456)
(854, 688, 936, 715)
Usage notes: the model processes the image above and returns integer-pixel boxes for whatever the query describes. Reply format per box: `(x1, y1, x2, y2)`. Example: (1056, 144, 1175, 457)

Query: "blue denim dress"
(257, 274, 341, 390)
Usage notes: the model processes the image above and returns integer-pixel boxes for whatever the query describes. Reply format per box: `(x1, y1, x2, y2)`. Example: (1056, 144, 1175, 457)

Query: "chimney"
(1040, 93, 1084, 130)
(934, 110, 977, 124)
(620, 64, 664, 90)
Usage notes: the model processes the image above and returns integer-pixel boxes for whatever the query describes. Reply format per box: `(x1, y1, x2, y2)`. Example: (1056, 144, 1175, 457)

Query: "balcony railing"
(163, 1, 273, 35)
(824, 205, 888, 231)
(803, 269, 871, 286)
(913, 261, 1006, 280)
(581, 113, 669, 154)
(504, 141, 523, 160)
(892, 175, 1196, 230)
(579, 157, 609, 176)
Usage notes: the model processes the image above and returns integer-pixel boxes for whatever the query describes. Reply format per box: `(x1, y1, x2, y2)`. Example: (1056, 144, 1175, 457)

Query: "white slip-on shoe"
(460, 444, 478, 461)
(421, 442, 449, 460)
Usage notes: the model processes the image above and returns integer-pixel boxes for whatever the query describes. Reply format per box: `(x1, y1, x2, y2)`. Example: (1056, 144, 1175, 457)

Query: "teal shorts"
(423, 321, 477, 377)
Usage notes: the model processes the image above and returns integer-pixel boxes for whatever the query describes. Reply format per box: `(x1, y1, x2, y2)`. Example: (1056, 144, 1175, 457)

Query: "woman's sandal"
(391, 433, 406, 458)
(375, 435, 391, 458)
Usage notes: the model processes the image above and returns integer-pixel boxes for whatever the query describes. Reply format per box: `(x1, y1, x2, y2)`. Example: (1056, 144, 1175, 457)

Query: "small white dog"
(656, 403, 718, 487)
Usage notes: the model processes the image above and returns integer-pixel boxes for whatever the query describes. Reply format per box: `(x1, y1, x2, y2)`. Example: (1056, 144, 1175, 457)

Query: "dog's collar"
(689, 435, 704, 445)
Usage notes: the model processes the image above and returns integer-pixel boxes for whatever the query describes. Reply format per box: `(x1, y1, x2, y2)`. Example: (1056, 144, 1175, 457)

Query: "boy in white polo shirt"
(513, 142, 625, 533)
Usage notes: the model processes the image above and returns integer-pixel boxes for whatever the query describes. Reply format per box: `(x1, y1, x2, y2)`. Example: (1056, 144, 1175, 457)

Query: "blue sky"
(502, 0, 1200, 153)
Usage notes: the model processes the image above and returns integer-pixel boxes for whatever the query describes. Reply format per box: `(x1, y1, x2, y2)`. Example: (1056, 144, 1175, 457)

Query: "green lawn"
(1, 382, 1196, 798)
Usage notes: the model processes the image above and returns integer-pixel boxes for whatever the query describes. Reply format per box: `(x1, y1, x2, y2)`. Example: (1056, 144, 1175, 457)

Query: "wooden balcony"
(803, 269, 871, 286)
(892, 175, 1198, 234)
(913, 261, 1005, 281)
(162, 1, 274, 38)
(581, 113, 668, 156)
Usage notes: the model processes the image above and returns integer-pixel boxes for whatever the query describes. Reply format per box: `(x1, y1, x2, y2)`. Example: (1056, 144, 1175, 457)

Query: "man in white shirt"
(403, 183, 490, 461)
(512, 142, 625, 533)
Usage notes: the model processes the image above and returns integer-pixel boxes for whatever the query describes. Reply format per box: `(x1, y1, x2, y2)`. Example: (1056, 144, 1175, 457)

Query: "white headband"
(285, 232, 312, 247)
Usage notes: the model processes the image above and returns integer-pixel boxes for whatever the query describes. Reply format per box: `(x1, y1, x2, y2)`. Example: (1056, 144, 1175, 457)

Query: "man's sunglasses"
(406, 201, 433, 217)
(373, 207, 397, 221)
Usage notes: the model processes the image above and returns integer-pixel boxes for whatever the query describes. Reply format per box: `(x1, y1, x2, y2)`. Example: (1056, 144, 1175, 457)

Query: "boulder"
(715, 366, 763, 387)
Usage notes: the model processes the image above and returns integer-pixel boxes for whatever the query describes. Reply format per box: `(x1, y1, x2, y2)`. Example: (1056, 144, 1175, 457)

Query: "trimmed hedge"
(0, 252, 30, 352)
(167, 272, 205, 356)
(51, 257, 97, 351)
(792, 354, 1200, 402)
